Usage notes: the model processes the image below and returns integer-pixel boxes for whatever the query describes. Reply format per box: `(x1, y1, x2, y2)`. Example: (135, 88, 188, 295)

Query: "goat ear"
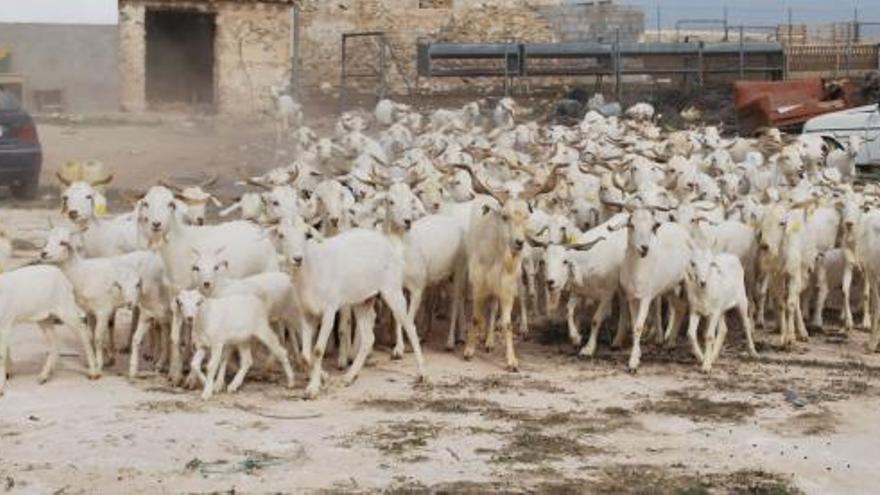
(482, 204, 492, 216)
(652, 222, 661, 233)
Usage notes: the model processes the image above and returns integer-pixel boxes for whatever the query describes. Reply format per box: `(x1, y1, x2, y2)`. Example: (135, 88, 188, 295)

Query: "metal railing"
(417, 31, 784, 96)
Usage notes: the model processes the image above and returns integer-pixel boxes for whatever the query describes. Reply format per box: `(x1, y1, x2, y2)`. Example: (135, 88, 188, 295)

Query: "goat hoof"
(506, 361, 519, 373)
(462, 347, 475, 361)
(304, 385, 320, 400)
(37, 375, 49, 385)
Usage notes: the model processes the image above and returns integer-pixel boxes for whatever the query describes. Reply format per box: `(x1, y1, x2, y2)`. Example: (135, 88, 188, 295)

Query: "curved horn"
(355, 173, 384, 190)
(432, 142, 449, 159)
(369, 164, 393, 189)
(158, 179, 183, 194)
(527, 236, 549, 249)
(523, 164, 566, 200)
(287, 165, 300, 185)
(568, 235, 606, 251)
(55, 171, 72, 187)
(90, 174, 114, 187)
(370, 153, 388, 167)
(120, 190, 146, 205)
(199, 174, 219, 188)
(693, 215, 721, 226)
(407, 169, 429, 189)
(578, 163, 600, 176)
(453, 164, 506, 203)
(612, 171, 628, 191)
(600, 197, 631, 212)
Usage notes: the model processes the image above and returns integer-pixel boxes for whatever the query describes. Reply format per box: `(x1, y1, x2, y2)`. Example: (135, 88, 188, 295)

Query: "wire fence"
(643, 4, 880, 45)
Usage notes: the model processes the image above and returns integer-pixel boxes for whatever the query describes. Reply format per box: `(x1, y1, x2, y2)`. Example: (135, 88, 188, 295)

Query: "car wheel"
(11, 173, 39, 199)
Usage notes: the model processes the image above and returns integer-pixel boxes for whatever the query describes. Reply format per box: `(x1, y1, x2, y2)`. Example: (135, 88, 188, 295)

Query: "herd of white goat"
(1, 96, 879, 401)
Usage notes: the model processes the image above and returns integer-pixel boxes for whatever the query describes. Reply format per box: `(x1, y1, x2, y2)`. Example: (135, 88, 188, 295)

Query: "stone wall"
(118, 0, 645, 114)
(119, 0, 290, 115)
(295, 0, 561, 95)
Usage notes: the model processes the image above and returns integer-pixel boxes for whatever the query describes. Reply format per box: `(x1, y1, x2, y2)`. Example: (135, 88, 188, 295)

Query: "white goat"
(0, 265, 99, 395)
(684, 249, 758, 372)
(275, 217, 426, 398)
(178, 290, 294, 400)
(137, 185, 280, 384)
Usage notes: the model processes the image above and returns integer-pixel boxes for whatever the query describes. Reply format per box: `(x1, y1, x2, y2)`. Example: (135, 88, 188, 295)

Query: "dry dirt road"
(33, 114, 304, 195)
(1, 122, 880, 493)
(2, 278, 879, 494)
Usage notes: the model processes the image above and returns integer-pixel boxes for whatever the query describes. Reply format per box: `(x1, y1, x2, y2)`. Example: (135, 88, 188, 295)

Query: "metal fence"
(785, 43, 880, 78)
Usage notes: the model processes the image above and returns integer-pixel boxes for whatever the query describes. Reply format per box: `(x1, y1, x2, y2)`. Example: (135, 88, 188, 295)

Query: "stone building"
(117, 0, 645, 115)
(119, 0, 295, 114)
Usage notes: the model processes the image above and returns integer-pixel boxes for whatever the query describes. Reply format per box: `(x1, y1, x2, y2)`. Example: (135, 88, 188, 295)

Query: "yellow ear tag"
(95, 201, 108, 217)
(564, 233, 576, 244)
(790, 221, 802, 233)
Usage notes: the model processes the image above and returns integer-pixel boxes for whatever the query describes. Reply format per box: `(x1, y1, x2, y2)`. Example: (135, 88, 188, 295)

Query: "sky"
(0, 0, 878, 27)
(0, 0, 117, 25)
(624, 0, 880, 28)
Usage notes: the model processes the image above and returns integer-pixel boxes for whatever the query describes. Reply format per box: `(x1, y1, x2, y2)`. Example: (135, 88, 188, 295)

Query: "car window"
(0, 90, 21, 111)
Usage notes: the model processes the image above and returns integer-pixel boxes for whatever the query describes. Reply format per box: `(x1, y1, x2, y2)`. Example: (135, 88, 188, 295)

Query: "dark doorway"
(145, 9, 215, 108)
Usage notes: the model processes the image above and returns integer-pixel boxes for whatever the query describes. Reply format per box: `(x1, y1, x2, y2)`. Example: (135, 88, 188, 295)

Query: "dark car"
(0, 89, 41, 198)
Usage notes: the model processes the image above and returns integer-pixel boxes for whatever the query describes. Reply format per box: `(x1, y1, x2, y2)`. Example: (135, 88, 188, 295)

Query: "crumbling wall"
(119, 3, 146, 112)
(118, 0, 290, 115)
(297, 0, 560, 95)
(215, 2, 291, 114)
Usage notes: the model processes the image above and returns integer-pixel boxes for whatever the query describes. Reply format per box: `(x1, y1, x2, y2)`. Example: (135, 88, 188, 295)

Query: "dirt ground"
(35, 115, 289, 193)
(2, 119, 880, 494)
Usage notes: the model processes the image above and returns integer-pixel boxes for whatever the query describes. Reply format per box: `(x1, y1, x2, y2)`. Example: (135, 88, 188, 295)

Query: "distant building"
(0, 21, 119, 112)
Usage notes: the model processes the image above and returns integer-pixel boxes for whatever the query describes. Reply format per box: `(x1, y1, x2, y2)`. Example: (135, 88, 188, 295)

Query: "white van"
(803, 103, 880, 166)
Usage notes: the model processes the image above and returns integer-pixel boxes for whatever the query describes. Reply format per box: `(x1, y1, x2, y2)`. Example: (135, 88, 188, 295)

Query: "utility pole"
(656, 4, 661, 42)
(854, 7, 860, 43)
(723, 6, 729, 42)
(787, 7, 793, 45)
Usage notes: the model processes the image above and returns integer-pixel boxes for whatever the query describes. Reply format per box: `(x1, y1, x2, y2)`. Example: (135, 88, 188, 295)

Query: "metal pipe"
(656, 4, 661, 42)
(614, 29, 621, 102)
(723, 7, 729, 42)
(378, 34, 386, 101)
(290, 4, 301, 98)
(339, 34, 347, 112)
(739, 25, 745, 78)
(697, 41, 704, 87)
